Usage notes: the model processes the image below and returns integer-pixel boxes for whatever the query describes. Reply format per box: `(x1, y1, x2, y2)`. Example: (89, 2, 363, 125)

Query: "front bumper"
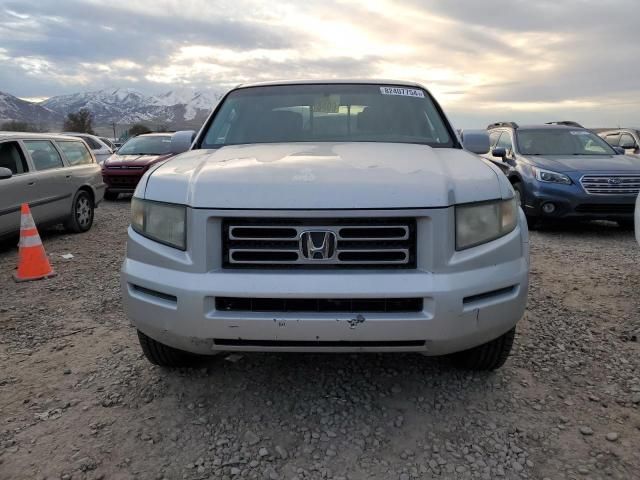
(523, 177, 635, 221)
(102, 171, 144, 193)
(121, 209, 529, 355)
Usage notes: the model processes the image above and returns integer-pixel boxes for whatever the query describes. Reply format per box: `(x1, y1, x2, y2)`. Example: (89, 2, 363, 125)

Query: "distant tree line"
(2, 108, 171, 139)
(1, 120, 46, 132)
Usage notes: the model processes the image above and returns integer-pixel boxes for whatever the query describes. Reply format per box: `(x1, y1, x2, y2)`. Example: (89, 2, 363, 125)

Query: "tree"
(63, 109, 95, 134)
(1, 120, 36, 132)
(128, 123, 152, 136)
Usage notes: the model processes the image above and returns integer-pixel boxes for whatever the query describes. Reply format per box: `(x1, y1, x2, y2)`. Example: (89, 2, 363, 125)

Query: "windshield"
(200, 84, 454, 148)
(517, 129, 616, 155)
(118, 135, 172, 155)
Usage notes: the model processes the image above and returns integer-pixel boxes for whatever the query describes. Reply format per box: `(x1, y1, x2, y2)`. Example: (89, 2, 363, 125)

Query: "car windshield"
(118, 135, 172, 155)
(517, 129, 616, 155)
(200, 84, 454, 148)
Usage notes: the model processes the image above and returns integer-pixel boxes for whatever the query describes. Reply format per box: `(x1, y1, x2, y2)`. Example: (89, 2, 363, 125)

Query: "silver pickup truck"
(121, 80, 529, 371)
(0, 132, 105, 238)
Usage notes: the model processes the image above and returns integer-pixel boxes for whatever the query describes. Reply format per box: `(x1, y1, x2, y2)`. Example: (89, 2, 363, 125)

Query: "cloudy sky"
(0, 0, 638, 127)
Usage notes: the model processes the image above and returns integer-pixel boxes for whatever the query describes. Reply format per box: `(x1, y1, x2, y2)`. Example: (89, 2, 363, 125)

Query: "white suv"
(121, 80, 529, 371)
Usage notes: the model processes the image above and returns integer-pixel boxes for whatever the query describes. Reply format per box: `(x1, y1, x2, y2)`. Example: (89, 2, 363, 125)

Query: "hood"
(143, 143, 503, 209)
(104, 153, 171, 166)
(524, 153, 640, 173)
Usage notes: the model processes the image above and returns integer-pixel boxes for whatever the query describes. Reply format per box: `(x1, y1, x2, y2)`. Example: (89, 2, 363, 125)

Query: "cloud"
(0, 0, 638, 127)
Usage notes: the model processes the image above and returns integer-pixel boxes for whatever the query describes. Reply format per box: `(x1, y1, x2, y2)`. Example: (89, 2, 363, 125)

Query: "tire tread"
(453, 327, 515, 371)
(137, 330, 199, 367)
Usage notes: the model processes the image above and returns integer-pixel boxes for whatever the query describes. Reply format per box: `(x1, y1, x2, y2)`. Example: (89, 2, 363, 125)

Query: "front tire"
(137, 330, 201, 367)
(65, 190, 94, 233)
(452, 327, 516, 371)
(512, 182, 540, 230)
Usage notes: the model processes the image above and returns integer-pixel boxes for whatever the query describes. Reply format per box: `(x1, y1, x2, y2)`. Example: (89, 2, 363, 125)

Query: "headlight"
(131, 198, 186, 250)
(533, 167, 571, 185)
(456, 198, 518, 250)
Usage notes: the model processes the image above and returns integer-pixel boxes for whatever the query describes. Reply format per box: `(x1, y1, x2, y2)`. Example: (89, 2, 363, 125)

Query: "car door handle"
(65, 174, 72, 178)
(28, 181, 35, 186)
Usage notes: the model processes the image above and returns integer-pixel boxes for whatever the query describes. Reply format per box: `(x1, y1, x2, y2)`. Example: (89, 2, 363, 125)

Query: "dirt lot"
(1, 200, 639, 480)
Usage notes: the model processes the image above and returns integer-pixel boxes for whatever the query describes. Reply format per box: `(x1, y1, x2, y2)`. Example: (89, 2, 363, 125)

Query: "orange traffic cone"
(13, 203, 56, 282)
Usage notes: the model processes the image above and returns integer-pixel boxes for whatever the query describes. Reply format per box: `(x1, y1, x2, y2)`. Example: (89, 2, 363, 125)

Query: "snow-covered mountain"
(0, 91, 60, 125)
(37, 87, 224, 127)
(0, 87, 225, 130)
(151, 88, 221, 121)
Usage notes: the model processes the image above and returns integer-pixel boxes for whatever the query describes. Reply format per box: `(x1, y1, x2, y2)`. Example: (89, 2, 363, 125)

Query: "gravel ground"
(1, 200, 639, 480)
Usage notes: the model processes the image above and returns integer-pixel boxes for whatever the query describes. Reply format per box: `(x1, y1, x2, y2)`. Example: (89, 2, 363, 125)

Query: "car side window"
(57, 141, 94, 166)
(82, 136, 102, 150)
(620, 133, 636, 148)
(497, 132, 513, 150)
(23, 140, 64, 171)
(604, 133, 620, 146)
(0, 141, 29, 174)
(489, 131, 501, 148)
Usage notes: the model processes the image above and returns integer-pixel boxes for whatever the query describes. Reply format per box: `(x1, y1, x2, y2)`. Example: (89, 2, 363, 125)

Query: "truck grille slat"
(580, 175, 640, 195)
(223, 218, 417, 269)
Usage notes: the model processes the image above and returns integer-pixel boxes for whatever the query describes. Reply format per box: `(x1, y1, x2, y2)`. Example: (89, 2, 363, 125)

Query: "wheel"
(137, 330, 201, 367)
(104, 190, 119, 201)
(65, 190, 94, 233)
(452, 327, 516, 371)
(617, 218, 634, 230)
(512, 182, 540, 230)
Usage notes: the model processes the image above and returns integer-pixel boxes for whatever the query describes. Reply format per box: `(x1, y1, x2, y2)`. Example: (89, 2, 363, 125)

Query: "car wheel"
(137, 330, 201, 367)
(512, 182, 540, 230)
(452, 327, 515, 371)
(104, 191, 119, 201)
(65, 190, 94, 233)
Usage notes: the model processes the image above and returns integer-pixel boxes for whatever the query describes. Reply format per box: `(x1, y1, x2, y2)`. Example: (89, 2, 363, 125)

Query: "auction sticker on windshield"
(380, 86, 425, 98)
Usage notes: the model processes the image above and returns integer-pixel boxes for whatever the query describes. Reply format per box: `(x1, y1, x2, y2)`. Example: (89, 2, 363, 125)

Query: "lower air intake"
(215, 297, 423, 313)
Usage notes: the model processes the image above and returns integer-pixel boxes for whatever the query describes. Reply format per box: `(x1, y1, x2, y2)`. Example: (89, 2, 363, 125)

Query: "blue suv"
(484, 121, 640, 228)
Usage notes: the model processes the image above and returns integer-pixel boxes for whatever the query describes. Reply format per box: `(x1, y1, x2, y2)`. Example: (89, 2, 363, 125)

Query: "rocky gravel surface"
(1, 200, 639, 480)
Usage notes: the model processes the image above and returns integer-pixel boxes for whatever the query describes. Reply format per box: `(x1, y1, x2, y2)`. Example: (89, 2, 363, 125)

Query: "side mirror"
(460, 130, 490, 154)
(0, 167, 13, 179)
(492, 147, 507, 158)
(613, 147, 626, 155)
(171, 130, 196, 155)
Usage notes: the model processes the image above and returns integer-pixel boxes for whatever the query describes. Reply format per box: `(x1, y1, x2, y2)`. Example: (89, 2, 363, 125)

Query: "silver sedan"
(0, 132, 105, 239)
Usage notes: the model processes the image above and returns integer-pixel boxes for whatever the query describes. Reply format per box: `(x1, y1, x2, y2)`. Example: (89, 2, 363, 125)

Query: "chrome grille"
(580, 175, 640, 195)
(223, 218, 417, 269)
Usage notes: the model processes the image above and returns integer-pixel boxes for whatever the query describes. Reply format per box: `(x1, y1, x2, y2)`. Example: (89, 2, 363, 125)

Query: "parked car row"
(0, 130, 190, 238)
(478, 121, 639, 228)
(0, 132, 105, 239)
(1, 79, 638, 372)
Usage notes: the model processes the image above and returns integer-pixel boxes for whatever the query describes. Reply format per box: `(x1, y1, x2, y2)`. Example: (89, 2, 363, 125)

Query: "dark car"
(101, 133, 175, 200)
(598, 128, 640, 158)
(484, 122, 640, 228)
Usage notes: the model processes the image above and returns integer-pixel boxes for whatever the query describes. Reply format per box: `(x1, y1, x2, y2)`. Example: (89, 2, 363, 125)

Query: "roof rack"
(487, 122, 519, 130)
(545, 121, 584, 128)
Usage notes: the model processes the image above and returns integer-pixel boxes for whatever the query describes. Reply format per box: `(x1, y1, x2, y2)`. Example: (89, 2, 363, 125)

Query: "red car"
(102, 133, 176, 200)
